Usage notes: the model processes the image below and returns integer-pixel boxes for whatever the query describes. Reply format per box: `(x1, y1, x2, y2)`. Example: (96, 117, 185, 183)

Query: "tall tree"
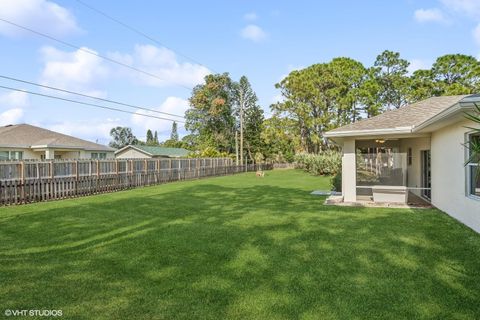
(373, 50, 410, 110)
(154, 131, 159, 145)
(170, 121, 179, 141)
(109, 127, 138, 149)
(431, 54, 480, 95)
(146, 129, 154, 145)
(233, 76, 261, 164)
(185, 73, 235, 153)
(408, 69, 436, 102)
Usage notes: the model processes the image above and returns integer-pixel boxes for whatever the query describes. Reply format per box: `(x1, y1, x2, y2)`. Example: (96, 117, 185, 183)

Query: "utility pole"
(239, 91, 244, 166)
(235, 130, 239, 165)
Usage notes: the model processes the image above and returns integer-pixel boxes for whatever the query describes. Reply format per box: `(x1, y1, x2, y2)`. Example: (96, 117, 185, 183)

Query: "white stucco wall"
(431, 119, 480, 233)
(400, 137, 431, 191)
(342, 139, 356, 202)
(115, 148, 151, 159)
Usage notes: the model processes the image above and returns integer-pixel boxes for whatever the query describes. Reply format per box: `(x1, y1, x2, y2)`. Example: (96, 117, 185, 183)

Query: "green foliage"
(185, 73, 235, 153)
(232, 76, 265, 162)
(261, 116, 296, 162)
(109, 127, 138, 149)
(294, 151, 342, 176)
(187, 146, 231, 159)
(373, 50, 410, 110)
(170, 122, 179, 142)
(331, 171, 342, 192)
(431, 54, 480, 94)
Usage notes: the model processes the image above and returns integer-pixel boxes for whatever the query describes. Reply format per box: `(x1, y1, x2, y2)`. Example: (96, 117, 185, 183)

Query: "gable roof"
(0, 124, 114, 151)
(325, 95, 470, 138)
(115, 145, 190, 157)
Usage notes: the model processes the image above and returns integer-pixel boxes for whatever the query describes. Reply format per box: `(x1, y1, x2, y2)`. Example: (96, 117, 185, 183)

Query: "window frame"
(466, 131, 480, 200)
(0, 150, 23, 160)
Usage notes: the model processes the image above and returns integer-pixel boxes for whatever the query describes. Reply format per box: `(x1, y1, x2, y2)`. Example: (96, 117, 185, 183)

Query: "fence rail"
(0, 158, 271, 206)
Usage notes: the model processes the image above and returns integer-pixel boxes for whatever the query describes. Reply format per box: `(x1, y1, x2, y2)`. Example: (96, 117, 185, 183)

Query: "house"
(324, 95, 480, 233)
(0, 124, 115, 160)
(115, 145, 190, 159)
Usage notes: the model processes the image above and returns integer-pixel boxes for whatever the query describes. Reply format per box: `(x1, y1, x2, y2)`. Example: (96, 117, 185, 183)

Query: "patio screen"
(356, 148, 407, 195)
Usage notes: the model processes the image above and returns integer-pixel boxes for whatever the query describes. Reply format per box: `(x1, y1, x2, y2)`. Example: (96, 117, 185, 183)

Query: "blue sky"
(0, 0, 480, 144)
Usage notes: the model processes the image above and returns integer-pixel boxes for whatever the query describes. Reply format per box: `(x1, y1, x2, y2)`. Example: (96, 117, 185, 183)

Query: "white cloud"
(244, 12, 258, 21)
(240, 24, 267, 42)
(0, 0, 80, 38)
(414, 8, 447, 23)
(39, 46, 109, 97)
(0, 91, 30, 125)
(45, 118, 121, 144)
(131, 96, 188, 135)
(0, 108, 23, 126)
(441, 0, 480, 18)
(407, 59, 432, 74)
(0, 91, 29, 108)
(108, 44, 211, 88)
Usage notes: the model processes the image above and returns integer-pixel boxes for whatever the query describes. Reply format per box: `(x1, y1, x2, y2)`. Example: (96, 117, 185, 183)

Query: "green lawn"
(1, 170, 480, 319)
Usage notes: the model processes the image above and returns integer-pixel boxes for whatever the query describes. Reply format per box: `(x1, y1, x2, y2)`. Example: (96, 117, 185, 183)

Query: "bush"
(294, 151, 341, 176)
(294, 151, 342, 191)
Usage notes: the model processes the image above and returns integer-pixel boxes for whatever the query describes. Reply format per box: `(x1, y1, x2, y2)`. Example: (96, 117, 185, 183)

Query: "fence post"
(75, 160, 79, 181)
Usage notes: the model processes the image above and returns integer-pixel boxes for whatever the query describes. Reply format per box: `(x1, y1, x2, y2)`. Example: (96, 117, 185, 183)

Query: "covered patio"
(331, 135, 432, 207)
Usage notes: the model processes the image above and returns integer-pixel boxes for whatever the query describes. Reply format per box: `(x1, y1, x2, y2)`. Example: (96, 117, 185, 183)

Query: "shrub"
(294, 151, 341, 176)
(294, 151, 342, 191)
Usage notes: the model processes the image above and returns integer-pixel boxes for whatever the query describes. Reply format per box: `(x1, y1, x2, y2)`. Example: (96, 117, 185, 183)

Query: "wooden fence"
(0, 158, 271, 206)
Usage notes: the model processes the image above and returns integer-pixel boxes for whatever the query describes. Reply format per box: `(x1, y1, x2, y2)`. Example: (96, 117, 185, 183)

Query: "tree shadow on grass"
(1, 182, 480, 319)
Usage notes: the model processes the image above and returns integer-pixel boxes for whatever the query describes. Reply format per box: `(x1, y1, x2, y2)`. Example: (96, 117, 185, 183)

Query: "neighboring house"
(115, 145, 190, 159)
(324, 95, 480, 233)
(0, 124, 115, 160)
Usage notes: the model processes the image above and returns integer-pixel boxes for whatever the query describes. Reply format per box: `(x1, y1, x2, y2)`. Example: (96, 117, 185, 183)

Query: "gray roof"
(326, 95, 469, 135)
(0, 124, 114, 151)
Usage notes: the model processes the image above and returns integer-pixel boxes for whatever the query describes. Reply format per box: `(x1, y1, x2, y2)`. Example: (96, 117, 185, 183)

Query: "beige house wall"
(115, 148, 151, 159)
(0, 148, 113, 160)
(431, 119, 480, 233)
(0, 148, 40, 159)
(399, 137, 431, 193)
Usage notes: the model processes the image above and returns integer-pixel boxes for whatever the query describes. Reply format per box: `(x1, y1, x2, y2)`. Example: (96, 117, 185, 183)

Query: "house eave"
(324, 127, 413, 138)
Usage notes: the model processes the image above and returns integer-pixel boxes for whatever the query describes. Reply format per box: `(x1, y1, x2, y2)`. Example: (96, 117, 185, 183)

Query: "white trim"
(324, 127, 412, 138)
(114, 145, 153, 156)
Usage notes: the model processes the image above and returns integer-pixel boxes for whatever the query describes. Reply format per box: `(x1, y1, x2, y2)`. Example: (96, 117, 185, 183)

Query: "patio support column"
(342, 139, 356, 202)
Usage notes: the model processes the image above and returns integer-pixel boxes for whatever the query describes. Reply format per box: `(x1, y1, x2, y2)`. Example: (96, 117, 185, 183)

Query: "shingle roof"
(128, 145, 190, 157)
(326, 95, 468, 135)
(0, 124, 114, 151)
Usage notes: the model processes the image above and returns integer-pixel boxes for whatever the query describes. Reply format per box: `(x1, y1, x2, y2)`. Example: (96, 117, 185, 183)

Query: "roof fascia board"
(114, 145, 152, 156)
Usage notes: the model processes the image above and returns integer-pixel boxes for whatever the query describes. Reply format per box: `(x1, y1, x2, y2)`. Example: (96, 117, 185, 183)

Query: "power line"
(0, 17, 194, 91)
(74, 0, 217, 73)
(0, 75, 185, 119)
(0, 85, 185, 123)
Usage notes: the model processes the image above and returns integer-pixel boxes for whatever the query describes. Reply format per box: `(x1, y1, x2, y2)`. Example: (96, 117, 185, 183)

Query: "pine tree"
(154, 131, 159, 145)
(170, 122, 179, 141)
(146, 129, 154, 145)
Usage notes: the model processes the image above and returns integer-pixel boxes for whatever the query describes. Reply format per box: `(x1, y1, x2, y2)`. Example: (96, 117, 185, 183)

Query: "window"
(467, 133, 480, 198)
(91, 152, 107, 159)
(407, 148, 413, 166)
(0, 151, 23, 160)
